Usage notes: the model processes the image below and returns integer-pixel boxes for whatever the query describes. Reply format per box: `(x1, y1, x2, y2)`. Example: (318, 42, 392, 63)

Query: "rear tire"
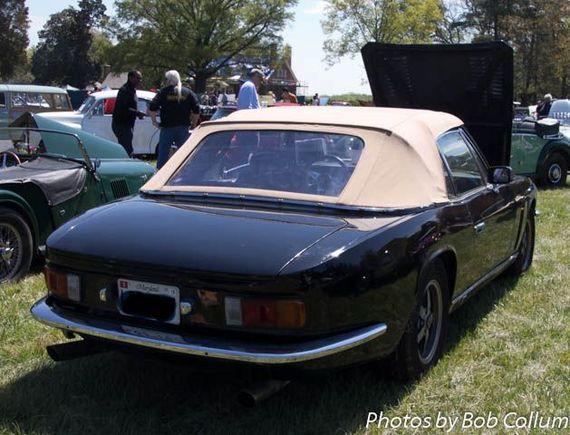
(508, 211, 535, 276)
(541, 153, 567, 187)
(389, 259, 449, 381)
(0, 207, 33, 283)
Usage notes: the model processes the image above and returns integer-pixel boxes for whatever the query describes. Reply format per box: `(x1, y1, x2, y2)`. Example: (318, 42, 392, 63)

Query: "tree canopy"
(31, 0, 108, 88)
(321, 0, 443, 65)
(110, 0, 298, 92)
(464, 0, 570, 103)
(0, 0, 29, 81)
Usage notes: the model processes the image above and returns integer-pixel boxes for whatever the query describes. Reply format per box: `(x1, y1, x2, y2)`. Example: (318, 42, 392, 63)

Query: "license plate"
(117, 278, 180, 324)
(122, 325, 186, 344)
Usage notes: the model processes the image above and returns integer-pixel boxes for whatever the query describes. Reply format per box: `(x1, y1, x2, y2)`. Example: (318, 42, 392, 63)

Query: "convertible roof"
(218, 106, 462, 136)
(143, 107, 460, 209)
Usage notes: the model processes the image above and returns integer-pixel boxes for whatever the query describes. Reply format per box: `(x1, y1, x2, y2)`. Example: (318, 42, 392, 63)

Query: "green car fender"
(536, 140, 570, 174)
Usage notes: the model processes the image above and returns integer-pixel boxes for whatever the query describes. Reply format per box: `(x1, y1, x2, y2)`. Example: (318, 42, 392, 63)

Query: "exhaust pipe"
(46, 339, 108, 362)
(237, 379, 290, 407)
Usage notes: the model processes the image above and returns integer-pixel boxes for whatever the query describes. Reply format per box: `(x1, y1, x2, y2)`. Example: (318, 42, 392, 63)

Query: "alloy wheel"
(417, 279, 444, 364)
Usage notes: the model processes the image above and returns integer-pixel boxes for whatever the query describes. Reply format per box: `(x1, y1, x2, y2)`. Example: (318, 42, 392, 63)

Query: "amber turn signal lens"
(242, 299, 305, 329)
(44, 267, 81, 302)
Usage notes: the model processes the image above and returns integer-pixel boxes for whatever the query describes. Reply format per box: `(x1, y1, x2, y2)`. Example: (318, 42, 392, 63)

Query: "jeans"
(112, 121, 134, 156)
(157, 126, 191, 169)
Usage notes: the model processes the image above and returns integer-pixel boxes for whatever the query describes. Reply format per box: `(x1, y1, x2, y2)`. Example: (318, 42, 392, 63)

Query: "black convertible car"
(31, 42, 536, 380)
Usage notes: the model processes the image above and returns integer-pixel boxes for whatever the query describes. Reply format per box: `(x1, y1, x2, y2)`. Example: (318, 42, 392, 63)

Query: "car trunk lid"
(361, 41, 513, 166)
(47, 198, 349, 277)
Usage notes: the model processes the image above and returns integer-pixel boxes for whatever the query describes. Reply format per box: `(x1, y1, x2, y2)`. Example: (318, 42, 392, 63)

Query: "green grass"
(1, 184, 569, 435)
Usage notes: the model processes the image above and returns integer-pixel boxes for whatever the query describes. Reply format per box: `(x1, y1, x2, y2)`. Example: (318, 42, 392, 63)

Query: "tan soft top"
(142, 107, 463, 209)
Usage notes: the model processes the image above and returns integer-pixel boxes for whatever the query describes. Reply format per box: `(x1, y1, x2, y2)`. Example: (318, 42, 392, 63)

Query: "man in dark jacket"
(149, 70, 200, 169)
(112, 70, 143, 156)
(536, 93, 553, 119)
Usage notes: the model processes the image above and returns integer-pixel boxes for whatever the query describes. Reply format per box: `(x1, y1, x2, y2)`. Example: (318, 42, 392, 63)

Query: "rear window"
(167, 130, 364, 197)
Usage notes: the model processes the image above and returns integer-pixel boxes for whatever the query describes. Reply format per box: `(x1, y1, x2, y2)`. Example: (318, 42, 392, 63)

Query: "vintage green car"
(511, 118, 570, 187)
(0, 113, 155, 282)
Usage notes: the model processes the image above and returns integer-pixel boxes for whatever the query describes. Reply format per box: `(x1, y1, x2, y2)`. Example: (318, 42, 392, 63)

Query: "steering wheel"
(311, 154, 348, 168)
(0, 151, 21, 169)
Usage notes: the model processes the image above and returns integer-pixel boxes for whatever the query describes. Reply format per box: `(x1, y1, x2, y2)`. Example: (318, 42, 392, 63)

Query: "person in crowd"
(536, 93, 553, 119)
(312, 93, 320, 106)
(281, 87, 298, 103)
(220, 89, 229, 105)
(237, 69, 264, 109)
(112, 70, 144, 156)
(149, 70, 201, 169)
(209, 91, 219, 106)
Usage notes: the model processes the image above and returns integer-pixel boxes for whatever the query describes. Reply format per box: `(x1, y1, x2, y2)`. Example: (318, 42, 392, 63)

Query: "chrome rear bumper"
(31, 297, 387, 364)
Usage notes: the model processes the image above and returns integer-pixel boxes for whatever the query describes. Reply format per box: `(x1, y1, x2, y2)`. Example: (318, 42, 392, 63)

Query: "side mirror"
(489, 166, 512, 184)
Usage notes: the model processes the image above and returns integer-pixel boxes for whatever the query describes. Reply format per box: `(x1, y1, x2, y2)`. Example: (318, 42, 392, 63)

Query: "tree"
(321, 0, 444, 65)
(463, 0, 516, 41)
(434, 0, 469, 43)
(0, 0, 29, 80)
(31, 0, 108, 88)
(111, 0, 297, 93)
(463, 0, 570, 103)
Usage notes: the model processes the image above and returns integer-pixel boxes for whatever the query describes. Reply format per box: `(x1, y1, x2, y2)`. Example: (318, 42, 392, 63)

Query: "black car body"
(31, 42, 537, 379)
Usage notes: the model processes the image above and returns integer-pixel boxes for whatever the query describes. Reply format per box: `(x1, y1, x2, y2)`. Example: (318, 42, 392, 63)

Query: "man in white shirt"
(237, 69, 264, 109)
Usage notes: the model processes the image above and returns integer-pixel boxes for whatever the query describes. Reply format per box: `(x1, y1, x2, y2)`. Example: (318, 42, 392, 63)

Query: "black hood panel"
(361, 42, 513, 166)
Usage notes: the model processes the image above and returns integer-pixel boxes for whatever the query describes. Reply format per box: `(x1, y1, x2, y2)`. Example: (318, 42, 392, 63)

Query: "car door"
(82, 99, 116, 143)
(132, 98, 158, 155)
(511, 132, 544, 176)
(438, 129, 520, 282)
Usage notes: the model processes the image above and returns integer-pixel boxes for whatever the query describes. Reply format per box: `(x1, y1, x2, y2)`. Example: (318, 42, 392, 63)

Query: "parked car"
(0, 85, 72, 147)
(30, 42, 536, 381)
(39, 90, 160, 156)
(0, 113, 155, 282)
(511, 118, 570, 187)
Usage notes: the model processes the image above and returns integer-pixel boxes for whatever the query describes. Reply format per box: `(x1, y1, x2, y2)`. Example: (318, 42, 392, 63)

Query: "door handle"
(474, 222, 486, 234)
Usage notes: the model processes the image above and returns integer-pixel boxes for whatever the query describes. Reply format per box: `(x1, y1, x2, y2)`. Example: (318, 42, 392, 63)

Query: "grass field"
(0, 183, 569, 435)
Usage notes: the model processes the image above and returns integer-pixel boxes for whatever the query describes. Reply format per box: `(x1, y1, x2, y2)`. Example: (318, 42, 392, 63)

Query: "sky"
(26, 0, 371, 96)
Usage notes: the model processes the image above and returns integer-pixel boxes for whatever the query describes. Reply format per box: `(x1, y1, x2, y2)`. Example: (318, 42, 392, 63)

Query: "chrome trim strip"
(450, 253, 517, 312)
(31, 298, 387, 364)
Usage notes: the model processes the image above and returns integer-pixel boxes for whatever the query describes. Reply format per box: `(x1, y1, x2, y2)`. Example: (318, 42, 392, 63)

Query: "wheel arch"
(536, 141, 570, 175)
(0, 194, 41, 253)
(420, 247, 457, 299)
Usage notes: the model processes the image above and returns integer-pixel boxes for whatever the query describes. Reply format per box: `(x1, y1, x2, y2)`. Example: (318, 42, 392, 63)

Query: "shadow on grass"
(0, 275, 520, 435)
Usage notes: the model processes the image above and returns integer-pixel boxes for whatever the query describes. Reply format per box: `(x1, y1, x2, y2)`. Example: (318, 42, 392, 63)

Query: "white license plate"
(122, 325, 186, 344)
(117, 278, 180, 324)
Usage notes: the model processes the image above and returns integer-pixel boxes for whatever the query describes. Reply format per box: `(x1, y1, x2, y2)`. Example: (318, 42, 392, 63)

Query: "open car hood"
(361, 41, 513, 166)
(10, 112, 128, 159)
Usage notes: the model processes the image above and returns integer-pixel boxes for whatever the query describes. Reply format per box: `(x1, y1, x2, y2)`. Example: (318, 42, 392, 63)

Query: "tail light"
(45, 267, 81, 302)
(225, 297, 305, 329)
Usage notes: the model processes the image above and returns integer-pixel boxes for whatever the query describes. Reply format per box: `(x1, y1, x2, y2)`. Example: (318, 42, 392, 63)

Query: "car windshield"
(78, 96, 97, 114)
(0, 127, 87, 164)
(167, 130, 364, 197)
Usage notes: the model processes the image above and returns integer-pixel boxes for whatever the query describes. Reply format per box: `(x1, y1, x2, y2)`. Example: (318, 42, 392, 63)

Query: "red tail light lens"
(44, 267, 81, 302)
(225, 297, 305, 329)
